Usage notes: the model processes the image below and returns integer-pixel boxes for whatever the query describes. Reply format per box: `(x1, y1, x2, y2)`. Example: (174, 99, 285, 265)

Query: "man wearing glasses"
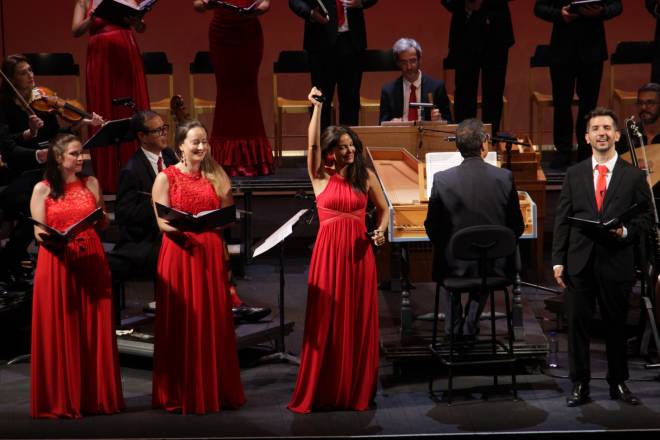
(379, 38, 452, 125)
(617, 83, 660, 155)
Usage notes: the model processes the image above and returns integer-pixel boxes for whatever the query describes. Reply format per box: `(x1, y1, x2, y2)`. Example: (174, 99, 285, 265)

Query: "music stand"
(83, 118, 134, 171)
(252, 208, 310, 364)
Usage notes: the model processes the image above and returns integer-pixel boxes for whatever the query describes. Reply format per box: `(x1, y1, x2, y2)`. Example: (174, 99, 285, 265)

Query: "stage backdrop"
(1, 0, 655, 148)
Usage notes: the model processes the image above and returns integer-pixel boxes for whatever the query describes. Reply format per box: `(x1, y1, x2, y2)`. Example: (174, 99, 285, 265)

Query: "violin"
(29, 86, 93, 123)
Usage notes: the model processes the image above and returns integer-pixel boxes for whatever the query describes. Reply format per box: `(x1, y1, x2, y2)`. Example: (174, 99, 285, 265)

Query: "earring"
(180, 152, 187, 167)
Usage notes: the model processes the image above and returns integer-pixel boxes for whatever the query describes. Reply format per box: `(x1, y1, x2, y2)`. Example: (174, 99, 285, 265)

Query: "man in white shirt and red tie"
(379, 38, 452, 124)
(552, 107, 653, 407)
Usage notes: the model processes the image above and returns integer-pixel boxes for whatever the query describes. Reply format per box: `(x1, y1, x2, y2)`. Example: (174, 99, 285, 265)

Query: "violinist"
(0, 54, 102, 289)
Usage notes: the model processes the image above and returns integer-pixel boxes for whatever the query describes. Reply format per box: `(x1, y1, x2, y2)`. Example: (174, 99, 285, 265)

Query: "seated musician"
(617, 83, 660, 155)
(379, 38, 452, 125)
(0, 54, 102, 289)
(424, 118, 523, 340)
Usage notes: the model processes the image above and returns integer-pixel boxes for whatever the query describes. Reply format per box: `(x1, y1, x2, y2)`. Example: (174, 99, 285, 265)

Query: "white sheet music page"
(425, 152, 497, 198)
(252, 209, 309, 258)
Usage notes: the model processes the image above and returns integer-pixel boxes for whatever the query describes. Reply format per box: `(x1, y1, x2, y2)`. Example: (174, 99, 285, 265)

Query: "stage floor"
(2, 253, 660, 439)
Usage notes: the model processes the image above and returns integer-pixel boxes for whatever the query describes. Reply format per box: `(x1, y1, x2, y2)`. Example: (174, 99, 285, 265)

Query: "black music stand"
(252, 209, 310, 364)
(83, 118, 134, 171)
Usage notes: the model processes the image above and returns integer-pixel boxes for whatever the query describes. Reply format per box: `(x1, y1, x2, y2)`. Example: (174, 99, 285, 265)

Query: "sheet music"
(425, 152, 497, 197)
(253, 209, 309, 258)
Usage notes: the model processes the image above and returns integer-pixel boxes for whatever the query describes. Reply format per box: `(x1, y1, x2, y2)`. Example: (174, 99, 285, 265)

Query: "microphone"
(112, 96, 135, 107)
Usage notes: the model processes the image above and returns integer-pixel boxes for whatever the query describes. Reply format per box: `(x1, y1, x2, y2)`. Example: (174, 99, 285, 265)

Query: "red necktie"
(408, 84, 418, 121)
(595, 164, 608, 212)
(336, 0, 346, 26)
(157, 156, 163, 172)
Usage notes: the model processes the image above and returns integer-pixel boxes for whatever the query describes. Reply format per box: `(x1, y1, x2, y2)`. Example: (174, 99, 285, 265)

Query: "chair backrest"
(142, 51, 173, 75)
(273, 51, 310, 74)
(23, 52, 80, 76)
(189, 51, 214, 74)
(360, 49, 397, 72)
(449, 225, 516, 262)
(611, 41, 654, 66)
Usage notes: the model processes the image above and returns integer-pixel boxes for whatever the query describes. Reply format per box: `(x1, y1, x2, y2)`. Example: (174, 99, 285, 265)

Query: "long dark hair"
(45, 134, 83, 199)
(321, 125, 369, 193)
(0, 54, 29, 103)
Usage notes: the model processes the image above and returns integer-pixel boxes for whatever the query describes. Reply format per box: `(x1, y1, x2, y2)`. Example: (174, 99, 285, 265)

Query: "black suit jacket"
(288, 0, 378, 52)
(113, 147, 177, 260)
(647, 0, 660, 60)
(552, 158, 652, 282)
(378, 74, 453, 124)
(424, 157, 524, 282)
(534, 0, 622, 64)
(441, 0, 514, 58)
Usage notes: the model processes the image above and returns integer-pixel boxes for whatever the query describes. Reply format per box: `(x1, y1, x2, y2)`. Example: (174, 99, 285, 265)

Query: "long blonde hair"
(174, 119, 231, 197)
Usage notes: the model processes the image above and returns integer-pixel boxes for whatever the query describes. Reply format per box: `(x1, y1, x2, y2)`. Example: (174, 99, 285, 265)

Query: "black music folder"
(568, 202, 647, 231)
(567, 0, 604, 13)
(29, 207, 104, 242)
(208, 0, 263, 13)
(93, 0, 158, 26)
(155, 202, 236, 231)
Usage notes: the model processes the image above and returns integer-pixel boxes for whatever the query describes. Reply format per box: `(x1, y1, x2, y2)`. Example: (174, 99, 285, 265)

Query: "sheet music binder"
(93, 0, 158, 26)
(28, 207, 104, 241)
(155, 202, 236, 231)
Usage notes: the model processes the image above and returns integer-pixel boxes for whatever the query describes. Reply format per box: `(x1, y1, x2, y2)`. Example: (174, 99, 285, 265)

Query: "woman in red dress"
(151, 120, 245, 414)
(72, 0, 151, 193)
(29, 134, 124, 419)
(288, 88, 389, 413)
(193, 0, 274, 177)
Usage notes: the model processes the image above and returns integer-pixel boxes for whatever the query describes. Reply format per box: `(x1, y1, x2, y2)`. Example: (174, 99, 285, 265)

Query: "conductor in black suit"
(379, 38, 452, 125)
(107, 110, 176, 316)
(441, 0, 514, 135)
(289, 0, 378, 128)
(534, 0, 622, 167)
(424, 118, 524, 338)
(552, 107, 651, 407)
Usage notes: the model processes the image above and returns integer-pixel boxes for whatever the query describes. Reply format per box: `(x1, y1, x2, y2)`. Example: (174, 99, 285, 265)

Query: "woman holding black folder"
(151, 119, 245, 414)
(192, 0, 274, 177)
(29, 134, 124, 418)
(72, 0, 150, 193)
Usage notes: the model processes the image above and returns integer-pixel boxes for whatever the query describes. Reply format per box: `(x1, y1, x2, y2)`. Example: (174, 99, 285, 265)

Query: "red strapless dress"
(152, 166, 245, 414)
(208, 3, 274, 176)
(30, 178, 124, 418)
(85, 0, 150, 193)
(288, 174, 380, 413)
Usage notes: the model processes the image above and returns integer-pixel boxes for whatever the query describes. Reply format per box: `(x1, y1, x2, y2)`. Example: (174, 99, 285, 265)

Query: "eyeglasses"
(636, 100, 659, 107)
(144, 124, 169, 135)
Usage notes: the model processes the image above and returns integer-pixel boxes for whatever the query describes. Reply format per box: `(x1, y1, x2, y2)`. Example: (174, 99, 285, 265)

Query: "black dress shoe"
(566, 383, 590, 407)
(609, 383, 641, 406)
(232, 303, 271, 324)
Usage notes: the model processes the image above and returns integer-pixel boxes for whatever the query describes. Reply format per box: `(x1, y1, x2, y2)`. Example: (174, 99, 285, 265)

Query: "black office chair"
(188, 51, 216, 119)
(23, 52, 81, 101)
(358, 49, 398, 125)
(429, 225, 518, 404)
(609, 41, 654, 115)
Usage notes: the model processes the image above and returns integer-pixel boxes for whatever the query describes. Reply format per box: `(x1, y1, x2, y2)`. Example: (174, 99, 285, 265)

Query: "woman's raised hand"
(308, 87, 324, 107)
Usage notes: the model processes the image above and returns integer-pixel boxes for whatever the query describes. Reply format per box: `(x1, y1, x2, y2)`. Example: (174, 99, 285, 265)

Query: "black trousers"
(453, 46, 509, 135)
(550, 60, 603, 161)
(308, 32, 363, 129)
(565, 252, 632, 385)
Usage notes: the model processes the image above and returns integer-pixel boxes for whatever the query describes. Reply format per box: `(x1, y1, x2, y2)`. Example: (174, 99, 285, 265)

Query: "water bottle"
(547, 331, 559, 368)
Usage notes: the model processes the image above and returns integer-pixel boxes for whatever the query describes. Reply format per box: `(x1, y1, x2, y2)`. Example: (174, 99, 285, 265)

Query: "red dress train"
(31, 179, 124, 418)
(152, 166, 245, 414)
(85, 0, 150, 193)
(288, 174, 380, 413)
(208, 5, 274, 177)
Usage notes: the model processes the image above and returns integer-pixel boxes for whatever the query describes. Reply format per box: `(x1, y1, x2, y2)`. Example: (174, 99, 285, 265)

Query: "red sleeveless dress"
(208, 2, 274, 176)
(152, 166, 245, 414)
(31, 178, 124, 418)
(85, 0, 150, 193)
(289, 174, 380, 413)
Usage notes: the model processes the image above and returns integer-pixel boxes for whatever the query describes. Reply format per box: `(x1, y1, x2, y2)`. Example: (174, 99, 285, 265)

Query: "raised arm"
(307, 87, 324, 183)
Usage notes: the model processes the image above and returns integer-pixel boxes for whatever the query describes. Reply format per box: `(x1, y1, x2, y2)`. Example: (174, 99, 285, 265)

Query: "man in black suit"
(441, 0, 514, 135)
(553, 107, 652, 407)
(289, 0, 378, 128)
(646, 0, 660, 84)
(424, 118, 524, 338)
(534, 0, 622, 168)
(379, 38, 452, 125)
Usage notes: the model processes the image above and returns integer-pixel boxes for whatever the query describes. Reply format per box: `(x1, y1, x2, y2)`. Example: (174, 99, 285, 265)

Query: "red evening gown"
(30, 178, 124, 419)
(208, 4, 274, 177)
(152, 166, 245, 414)
(288, 174, 380, 413)
(85, 0, 150, 193)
